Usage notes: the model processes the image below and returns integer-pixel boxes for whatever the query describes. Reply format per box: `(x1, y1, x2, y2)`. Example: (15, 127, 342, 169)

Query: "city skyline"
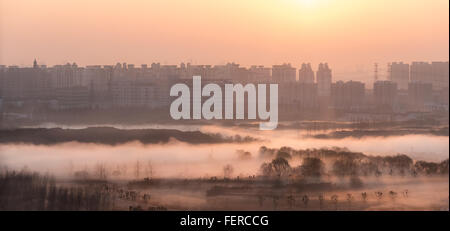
(1, 59, 447, 115)
(0, 0, 448, 213)
(0, 0, 448, 76)
(3, 59, 448, 85)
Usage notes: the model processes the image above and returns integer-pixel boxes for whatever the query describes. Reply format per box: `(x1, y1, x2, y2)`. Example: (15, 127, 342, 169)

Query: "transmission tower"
(374, 63, 378, 82)
(387, 62, 392, 81)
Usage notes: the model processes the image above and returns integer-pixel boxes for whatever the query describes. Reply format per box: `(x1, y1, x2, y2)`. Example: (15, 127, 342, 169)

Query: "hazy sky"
(0, 0, 448, 78)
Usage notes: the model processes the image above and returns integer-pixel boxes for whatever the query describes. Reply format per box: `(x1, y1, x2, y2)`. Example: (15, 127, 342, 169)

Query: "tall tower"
(316, 63, 332, 97)
(374, 63, 378, 82)
(299, 63, 315, 83)
(272, 63, 296, 82)
(389, 62, 410, 90)
(33, 59, 38, 68)
(387, 63, 392, 81)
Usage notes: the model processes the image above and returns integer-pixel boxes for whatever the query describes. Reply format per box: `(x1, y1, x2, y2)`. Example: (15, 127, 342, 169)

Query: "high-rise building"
(84, 65, 113, 109)
(111, 80, 158, 108)
(51, 63, 83, 89)
(298, 63, 314, 84)
(55, 86, 90, 110)
(316, 63, 332, 97)
(331, 80, 365, 110)
(296, 83, 318, 110)
(431, 61, 449, 90)
(278, 82, 318, 113)
(180, 63, 213, 80)
(389, 62, 410, 90)
(374, 80, 398, 109)
(410, 62, 432, 83)
(248, 65, 271, 83)
(408, 82, 432, 110)
(1, 64, 52, 100)
(272, 63, 296, 82)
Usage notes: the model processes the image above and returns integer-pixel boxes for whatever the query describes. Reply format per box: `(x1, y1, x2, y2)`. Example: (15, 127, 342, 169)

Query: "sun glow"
(287, 0, 332, 17)
(300, 0, 317, 6)
(296, 0, 323, 8)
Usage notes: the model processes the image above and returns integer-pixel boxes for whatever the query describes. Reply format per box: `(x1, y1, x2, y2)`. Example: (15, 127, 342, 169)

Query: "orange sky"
(0, 0, 448, 79)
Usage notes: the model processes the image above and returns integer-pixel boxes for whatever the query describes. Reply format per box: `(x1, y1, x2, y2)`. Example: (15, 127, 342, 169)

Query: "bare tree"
(223, 164, 234, 179)
(144, 161, 154, 179)
(120, 164, 128, 177)
(389, 191, 397, 200)
(258, 195, 265, 207)
(271, 157, 291, 178)
(361, 192, 367, 201)
(287, 195, 295, 209)
(375, 191, 383, 200)
(402, 189, 409, 198)
(346, 193, 354, 209)
(300, 157, 325, 178)
(302, 195, 309, 208)
(318, 194, 325, 209)
(134, 160, 141, 180)
(331, 195, 339, 210)
(94, 162, 108, 180)
(272, 195, 279, 210)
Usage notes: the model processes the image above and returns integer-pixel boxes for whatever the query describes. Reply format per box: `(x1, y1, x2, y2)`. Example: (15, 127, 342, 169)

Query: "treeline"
(258, 146, 449, 179)
(0, 127, 257, 145)
(312, 127, 449, 139)
(0, 170, 115, 211)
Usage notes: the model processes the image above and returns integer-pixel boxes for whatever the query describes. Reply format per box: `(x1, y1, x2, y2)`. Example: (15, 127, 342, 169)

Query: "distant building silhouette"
(408, 81, 432, 111)
(389, 62, 409, 90)
(316, 63, 332, 97)
(410, 62, 432, 84)
(0, 60, 447, 114)
(431, 61, 449, 90)
(298, 63, 314, 84)
(331, 80, 365, 110)
(374, 80, 398, 110)
(272, 63, 296, 82)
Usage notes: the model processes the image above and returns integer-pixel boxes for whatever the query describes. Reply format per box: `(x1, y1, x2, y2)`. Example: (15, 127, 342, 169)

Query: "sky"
(0, 0, 448, 80)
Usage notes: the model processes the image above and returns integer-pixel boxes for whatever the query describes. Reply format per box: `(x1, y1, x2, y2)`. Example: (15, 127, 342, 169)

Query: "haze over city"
(0, 0, 448, 212)
(1, 0, 449, 82)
